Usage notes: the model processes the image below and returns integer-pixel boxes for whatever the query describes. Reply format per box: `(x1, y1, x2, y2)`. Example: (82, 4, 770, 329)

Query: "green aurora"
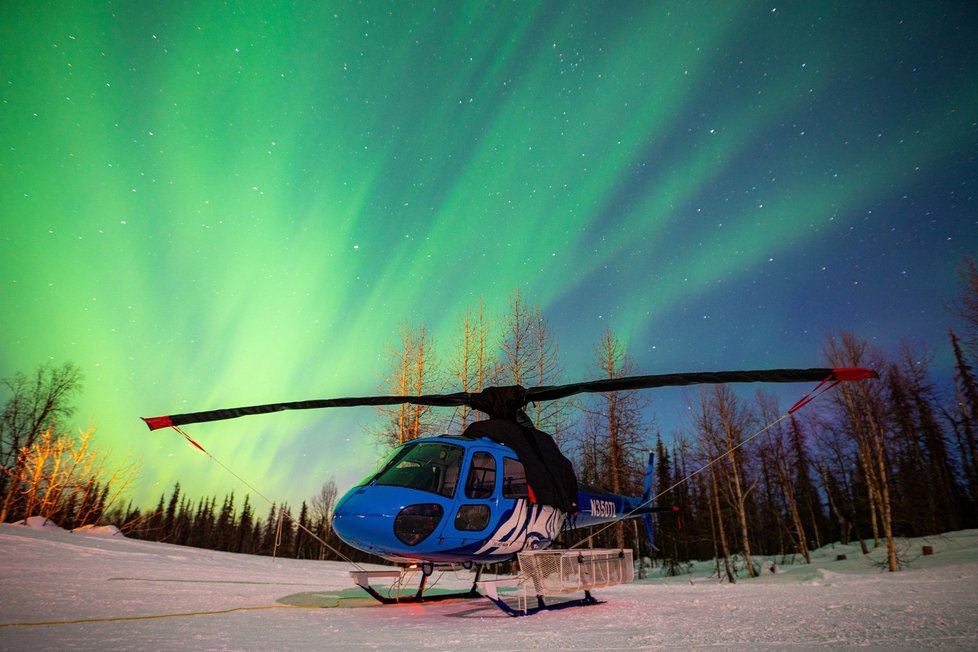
(1, 1, 975, 510)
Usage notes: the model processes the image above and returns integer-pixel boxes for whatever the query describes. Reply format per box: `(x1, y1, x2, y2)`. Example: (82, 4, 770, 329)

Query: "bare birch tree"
(824, 331, 898, 571)
(707, 456, 736, 583)
(692, 385, 759, 577)
(757, 392, 811, 563)
(310, 479, 339, 560)
(578, 326, 651, 547)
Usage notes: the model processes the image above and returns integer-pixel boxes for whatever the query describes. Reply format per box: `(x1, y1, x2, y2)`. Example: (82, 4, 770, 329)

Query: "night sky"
(2, 2, 975, 510)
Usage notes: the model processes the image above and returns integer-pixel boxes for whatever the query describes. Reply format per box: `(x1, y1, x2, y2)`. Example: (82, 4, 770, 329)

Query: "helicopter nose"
(331, 488, 395, 553)
(332, 486, 446, 553)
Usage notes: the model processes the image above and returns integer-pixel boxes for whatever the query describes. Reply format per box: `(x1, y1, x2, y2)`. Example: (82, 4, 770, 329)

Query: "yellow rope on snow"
(0, 603, 339, 628)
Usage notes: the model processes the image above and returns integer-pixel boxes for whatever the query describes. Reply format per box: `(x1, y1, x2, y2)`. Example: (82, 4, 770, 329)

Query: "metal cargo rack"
(478, 548, 634, 616)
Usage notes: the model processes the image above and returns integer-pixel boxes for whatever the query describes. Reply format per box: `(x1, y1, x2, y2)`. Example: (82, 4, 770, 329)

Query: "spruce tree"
(163, 482, 181, 537)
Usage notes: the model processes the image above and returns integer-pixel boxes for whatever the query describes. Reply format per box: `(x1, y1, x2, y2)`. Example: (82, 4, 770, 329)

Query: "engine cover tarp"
(462, 418, 578, 514)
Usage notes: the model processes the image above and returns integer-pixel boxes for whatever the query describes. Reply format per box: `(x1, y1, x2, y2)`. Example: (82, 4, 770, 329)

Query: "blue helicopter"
(142, 367, 875, 610)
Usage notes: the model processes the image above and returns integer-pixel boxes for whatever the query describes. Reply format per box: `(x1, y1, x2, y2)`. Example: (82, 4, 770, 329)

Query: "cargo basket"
(517, 548, 634, 596)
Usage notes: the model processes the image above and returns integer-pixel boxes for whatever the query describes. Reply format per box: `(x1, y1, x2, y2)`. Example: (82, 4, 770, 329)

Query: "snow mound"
(13, 515, 66, 531)
(72, 524, 125, 538)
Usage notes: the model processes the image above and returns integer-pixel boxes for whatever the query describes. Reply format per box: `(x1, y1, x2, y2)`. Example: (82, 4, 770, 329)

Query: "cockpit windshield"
(369, 442, 464, 498)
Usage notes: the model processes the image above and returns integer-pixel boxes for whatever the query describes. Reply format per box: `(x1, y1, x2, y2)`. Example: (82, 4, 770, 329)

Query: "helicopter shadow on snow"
(275, 587, 509, 617)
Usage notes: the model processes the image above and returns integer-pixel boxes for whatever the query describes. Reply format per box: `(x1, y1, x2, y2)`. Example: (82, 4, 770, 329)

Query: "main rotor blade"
(141, 367, 876, 431)
(524, 367, 877, 403)
(142, 392, 473, 430)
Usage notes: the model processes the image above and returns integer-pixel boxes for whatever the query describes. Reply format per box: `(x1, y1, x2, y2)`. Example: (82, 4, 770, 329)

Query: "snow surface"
(2, 519, 977, 651)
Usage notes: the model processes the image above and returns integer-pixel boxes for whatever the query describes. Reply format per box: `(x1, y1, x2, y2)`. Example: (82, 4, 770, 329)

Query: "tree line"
(3, 262, 977, 575)
(645, 259, 978, 576)
(645, 328, 978, 579)
(100, 478, 380, 564)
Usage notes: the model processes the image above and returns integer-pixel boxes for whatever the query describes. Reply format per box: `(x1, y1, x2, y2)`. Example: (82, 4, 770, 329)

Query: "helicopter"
(142, 367, 876, 612)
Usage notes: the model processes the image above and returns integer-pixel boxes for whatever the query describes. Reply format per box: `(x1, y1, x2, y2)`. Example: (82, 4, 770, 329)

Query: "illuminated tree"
(1, 362, 83, 509)
(1, 427, 139, 525)
(496, 288, 535, 386)
(496, 289, 569, 438)
(448, 297, 494, 430)
(374, 321, 442, 449)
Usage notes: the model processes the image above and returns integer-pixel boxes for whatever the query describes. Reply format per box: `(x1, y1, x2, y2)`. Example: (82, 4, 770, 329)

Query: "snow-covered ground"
(1, 519, 976, 651)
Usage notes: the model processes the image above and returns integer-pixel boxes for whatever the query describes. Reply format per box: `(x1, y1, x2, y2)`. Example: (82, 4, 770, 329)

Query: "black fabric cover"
(462, 418, 579, 514)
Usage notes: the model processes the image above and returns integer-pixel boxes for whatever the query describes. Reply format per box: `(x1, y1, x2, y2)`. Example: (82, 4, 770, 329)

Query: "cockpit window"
(371, 443, 463, 498)
(502, 457, 528, 498)
(465, 452, 497, 499)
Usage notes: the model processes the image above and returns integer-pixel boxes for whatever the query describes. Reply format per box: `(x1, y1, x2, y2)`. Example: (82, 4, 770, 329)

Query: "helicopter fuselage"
(331, 434, 654, 564)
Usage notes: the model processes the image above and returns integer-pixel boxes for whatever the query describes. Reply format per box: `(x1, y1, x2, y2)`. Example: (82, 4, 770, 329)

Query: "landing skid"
(350, 563, 483, 605)
(351, 548, 633, 615)
(478, 576, 604, 616)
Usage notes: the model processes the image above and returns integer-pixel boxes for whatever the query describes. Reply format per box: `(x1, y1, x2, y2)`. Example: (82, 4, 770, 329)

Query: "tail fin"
(641, 451, 658, 551)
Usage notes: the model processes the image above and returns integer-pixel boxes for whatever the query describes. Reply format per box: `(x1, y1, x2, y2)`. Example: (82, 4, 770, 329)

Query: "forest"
(2, 259, 977, 577)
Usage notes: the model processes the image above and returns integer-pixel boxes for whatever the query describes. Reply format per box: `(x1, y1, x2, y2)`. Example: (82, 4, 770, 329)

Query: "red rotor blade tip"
(831, 367, 879, 381)
(141, 415, 174, 431)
